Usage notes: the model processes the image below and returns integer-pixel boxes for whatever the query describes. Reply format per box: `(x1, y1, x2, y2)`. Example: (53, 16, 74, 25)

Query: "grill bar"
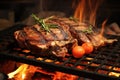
(0, 24, 120, 80)
(0, 51, 119, 80)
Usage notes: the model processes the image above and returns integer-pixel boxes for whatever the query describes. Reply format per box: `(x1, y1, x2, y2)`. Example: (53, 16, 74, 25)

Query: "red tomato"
(72, 46, 85, 58)
(82, 42, 93, 54)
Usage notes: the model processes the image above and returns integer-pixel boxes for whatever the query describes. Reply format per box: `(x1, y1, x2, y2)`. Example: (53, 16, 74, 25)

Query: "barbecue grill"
(0, 24, 120, 80)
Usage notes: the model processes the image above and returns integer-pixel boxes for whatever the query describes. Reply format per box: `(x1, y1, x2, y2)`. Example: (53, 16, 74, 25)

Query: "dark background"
(0, 0, 120, 26)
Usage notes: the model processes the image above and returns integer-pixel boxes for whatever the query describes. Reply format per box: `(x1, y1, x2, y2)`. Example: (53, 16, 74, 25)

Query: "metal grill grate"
(0, 24, 120, 80)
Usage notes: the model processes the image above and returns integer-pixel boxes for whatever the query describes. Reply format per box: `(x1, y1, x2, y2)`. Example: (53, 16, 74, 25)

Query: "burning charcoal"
(113, 67, 120, 72)
(85, 57, 94, 60)
(45, 59, 54, 63)
(32, 72, 52, 80)
(101, 65, 112, 69)
(53, 71, 79, 80)
(108, 72, 120, 77)
(98, 69, 108, 75)
(90, 63, 100, 67)
(36, 57, 44, 61)
(76, 65, 85, 70)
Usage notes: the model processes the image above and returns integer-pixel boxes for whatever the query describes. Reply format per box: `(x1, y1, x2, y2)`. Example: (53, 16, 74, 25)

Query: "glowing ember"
(109, 72, 120, 77)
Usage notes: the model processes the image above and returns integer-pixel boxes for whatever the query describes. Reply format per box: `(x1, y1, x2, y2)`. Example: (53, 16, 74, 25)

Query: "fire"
(73, 0, 116, 46)
(7, 63, 78, 80)
(73, 0, 103, 26)
(8, 64, 37, 80)
(100, 19, 107, 35)
(6, 1, 119, 80)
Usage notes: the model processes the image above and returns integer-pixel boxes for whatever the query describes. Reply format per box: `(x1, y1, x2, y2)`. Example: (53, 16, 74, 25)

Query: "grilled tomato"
(72, 46, 85, 58)
(82, 42, 93, 54)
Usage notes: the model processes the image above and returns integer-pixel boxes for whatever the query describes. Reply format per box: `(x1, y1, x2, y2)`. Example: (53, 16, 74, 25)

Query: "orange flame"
(8, 63, 79, 80)
(74, 0, 103, 26)
(8, 64, 37, 80)
(100, 19, 107, 35)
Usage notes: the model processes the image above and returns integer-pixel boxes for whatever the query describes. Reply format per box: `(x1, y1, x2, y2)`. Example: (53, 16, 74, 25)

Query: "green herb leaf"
(82, 25, 93, 34)
(31, 14, 58, 32)
(47, 24, 58, 28)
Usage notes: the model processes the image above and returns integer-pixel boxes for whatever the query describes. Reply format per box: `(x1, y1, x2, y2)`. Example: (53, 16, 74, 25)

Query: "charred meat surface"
(54, 17, 117, 48)
(14, 16, 77, 57)
(14, 16, 116, 57)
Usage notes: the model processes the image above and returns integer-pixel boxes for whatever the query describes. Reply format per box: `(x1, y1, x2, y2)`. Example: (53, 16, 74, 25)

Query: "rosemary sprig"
(82, 25, 93, 34)
(32, 14, 58, 32)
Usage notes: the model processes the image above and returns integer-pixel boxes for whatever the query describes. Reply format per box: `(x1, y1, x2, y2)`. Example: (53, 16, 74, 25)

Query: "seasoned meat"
(54, 17, 117, 48)
(14, 22, 77, 57)
(14, 16, 117, 57)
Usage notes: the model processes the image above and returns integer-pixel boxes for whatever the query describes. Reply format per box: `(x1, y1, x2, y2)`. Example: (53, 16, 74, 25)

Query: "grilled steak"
(52, 17, 117, 48)
(14, 16, 117, 57)
(14, 17, 77, 57)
